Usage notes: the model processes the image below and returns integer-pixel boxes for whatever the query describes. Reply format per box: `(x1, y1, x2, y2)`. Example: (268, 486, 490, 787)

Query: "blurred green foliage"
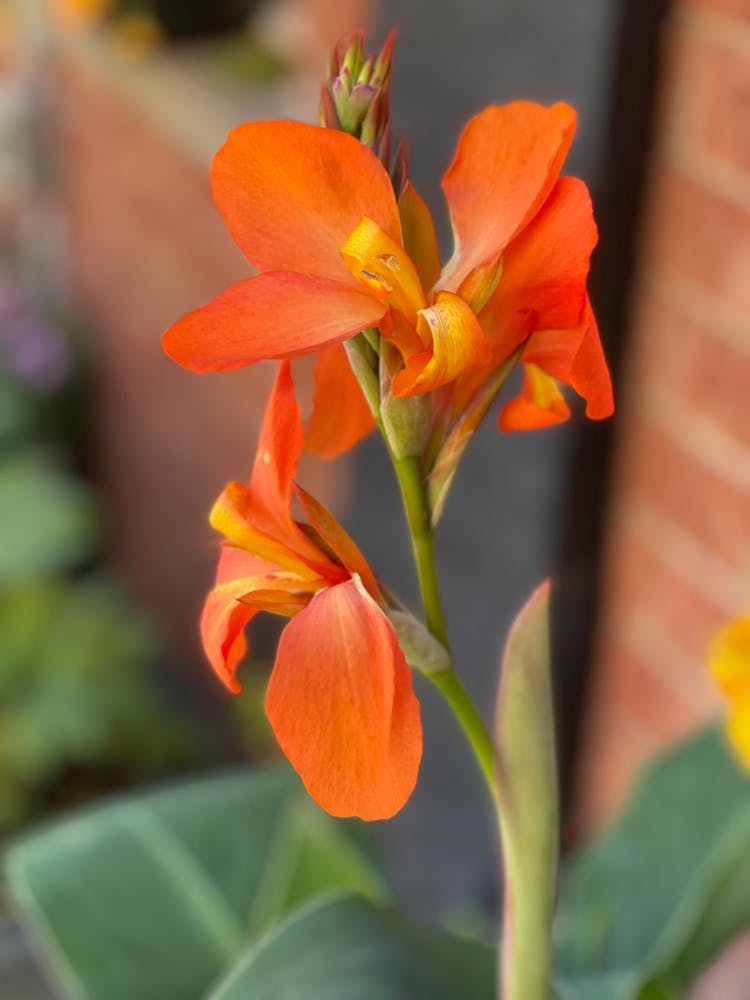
(7, 728, 750, 998)
(0, 282, 194, 834)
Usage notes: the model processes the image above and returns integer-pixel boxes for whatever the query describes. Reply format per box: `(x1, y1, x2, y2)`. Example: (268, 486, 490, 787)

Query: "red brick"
(590, 634, 704, 742)
(601, 515, 733, 662)
(627, 290, 750, 452)
(641, 164, 750, 315)
(614, 413, 750, 569)
(680, 0, 750, 26)
(661, 19, 750, 177)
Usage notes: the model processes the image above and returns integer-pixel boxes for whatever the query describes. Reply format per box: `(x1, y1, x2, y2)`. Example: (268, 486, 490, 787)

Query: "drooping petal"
(566, 311, 615, 420)
(163, 271, 387, 373)
(201, 547, 269, 692)
(440, 102, 577, 291)
(523, 301, 614, 420)
(304, 344, 375, 458)
(499, 363, 570, 431)
(392, 291, 490, 396)
(266, 576, 422, 820)
(398, 182, 441, 294)
(211, 121, 401, 282)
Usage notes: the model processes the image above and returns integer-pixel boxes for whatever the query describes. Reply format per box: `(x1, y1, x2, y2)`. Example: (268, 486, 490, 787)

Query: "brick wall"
(50, 42, 348, 672)
(573, 0, 750, 838)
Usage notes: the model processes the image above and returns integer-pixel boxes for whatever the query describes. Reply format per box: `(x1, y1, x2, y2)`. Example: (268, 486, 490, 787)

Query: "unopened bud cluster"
(320, 31, 408, 196)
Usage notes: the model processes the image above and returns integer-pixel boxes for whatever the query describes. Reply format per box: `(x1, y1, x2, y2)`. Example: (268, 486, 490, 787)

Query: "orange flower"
(163, 102, 612, 438)
(202, 361, 422, 820)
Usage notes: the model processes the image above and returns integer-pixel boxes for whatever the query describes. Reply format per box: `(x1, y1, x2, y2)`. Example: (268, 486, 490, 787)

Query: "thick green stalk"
(495, 583, 558, 1000)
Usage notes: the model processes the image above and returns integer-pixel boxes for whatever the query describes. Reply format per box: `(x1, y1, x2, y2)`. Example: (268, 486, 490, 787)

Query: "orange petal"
(163, 272, 387, 373)
(210, 481, 321, 578)
(201, 547, 269, 692)
(398, 182, 441, 294)
(238, 581, 322, 617)
(440, 102, 577, 291)
(568, 310, 615, 420)
(212, 121, 401, 282)
(266, 576, 422, 820)
(249, 361, 301, 518)
(392, 290, 490, 396)
(294, 483, 382, 602)
(341, 217, 427, 324)
(523, 301, 613, 420)
(499, 362, 571, 431)
(485, 177, 596, 346)
(304, 344, 375, 458)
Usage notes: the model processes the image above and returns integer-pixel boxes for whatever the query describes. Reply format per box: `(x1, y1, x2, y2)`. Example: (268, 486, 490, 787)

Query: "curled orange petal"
(341, 216, 427, 325)
(266, 576, 422, 820)
(499, 363, 571, 431)
(201, 547, 272, 692)
(523, 302, 613, 421)
(392, 290, 490, 396)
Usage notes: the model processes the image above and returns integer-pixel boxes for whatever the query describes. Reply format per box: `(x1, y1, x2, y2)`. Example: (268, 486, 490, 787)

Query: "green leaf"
(0, 450, 99, 582)
(495, 581, 558, 1000)
(554, 727, 750, 999)
(5, 769, 390, 1000)
(209, 893, 496, 1000)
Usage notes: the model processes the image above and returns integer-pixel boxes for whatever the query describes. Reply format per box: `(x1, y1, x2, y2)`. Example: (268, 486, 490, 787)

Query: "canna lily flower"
(163, 100, 612, 437)
(710, 614, 750, 768)
(202, 360, 422, 820)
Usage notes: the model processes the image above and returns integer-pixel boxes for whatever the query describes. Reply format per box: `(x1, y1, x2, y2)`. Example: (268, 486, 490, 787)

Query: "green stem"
(392, 454, 448, 646)
(391, 453, 497, 804)
(430, 669, 496, 799)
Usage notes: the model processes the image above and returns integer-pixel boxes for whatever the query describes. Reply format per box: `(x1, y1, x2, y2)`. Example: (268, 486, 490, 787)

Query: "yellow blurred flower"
(710, 616, 750, 767)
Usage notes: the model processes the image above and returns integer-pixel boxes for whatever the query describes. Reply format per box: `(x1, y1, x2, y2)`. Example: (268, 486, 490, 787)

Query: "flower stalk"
(390, 450, 497, 805)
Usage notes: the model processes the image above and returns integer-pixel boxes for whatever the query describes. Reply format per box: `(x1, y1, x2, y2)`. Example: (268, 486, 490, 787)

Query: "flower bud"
(320, 30, 407, 195)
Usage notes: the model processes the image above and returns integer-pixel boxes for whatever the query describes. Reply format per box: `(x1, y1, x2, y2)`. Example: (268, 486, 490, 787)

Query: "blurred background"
(0, 0, 748, 994)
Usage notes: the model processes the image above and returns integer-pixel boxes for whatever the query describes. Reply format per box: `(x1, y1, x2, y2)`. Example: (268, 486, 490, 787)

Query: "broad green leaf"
(554, 727, 750, 999)
(209, 893, 496, 1000)
(5, 769, 390, 1000)
(0, 450, 99, 582)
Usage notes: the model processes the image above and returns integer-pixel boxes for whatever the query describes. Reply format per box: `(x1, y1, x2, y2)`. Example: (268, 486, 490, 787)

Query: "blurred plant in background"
(0, 272, 193, 835)
(49, 0, 290, 81)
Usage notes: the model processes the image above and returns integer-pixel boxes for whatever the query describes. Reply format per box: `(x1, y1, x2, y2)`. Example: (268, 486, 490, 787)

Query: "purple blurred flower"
(0, 276, 71, 392)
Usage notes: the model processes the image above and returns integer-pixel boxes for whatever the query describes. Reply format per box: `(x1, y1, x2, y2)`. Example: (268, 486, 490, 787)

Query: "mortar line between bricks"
(636, 384, 750, 495)
(637, 269, 750, 360)
(658, 139, 750, 216)
(602, 604, 725, 717)
(622, 496, 748, 612)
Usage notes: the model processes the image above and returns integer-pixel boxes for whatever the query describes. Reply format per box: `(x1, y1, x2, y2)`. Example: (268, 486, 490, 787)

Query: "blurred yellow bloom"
(710, 616, 750, 767)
